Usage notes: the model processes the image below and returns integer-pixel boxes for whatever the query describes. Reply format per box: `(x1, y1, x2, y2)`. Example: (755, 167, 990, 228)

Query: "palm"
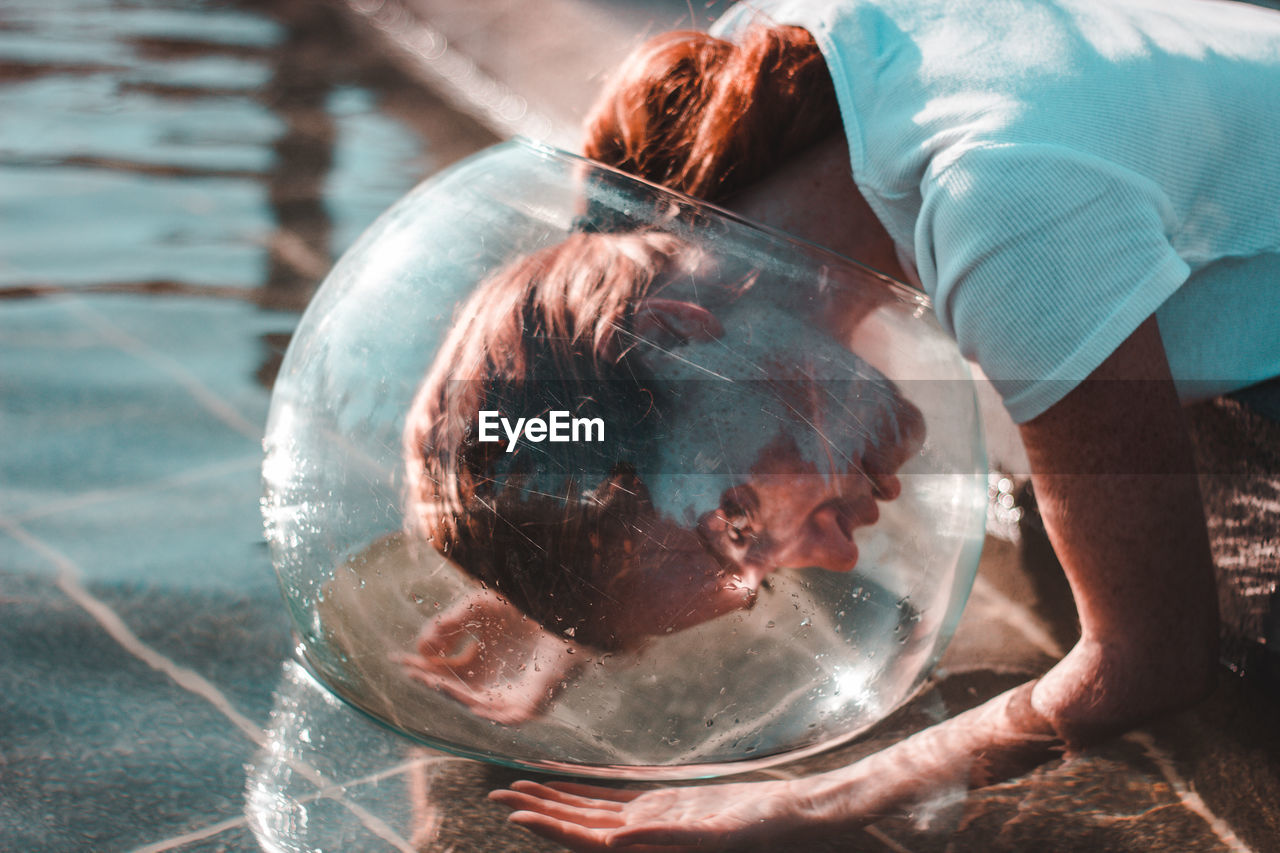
(490, 778, 813, 851)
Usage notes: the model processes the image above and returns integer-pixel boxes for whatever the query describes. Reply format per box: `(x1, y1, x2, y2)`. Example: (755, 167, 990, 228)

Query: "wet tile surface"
(0, 571, 261, 851)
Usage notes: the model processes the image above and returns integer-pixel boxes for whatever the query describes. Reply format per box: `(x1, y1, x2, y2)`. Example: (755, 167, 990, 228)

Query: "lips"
(813, 495, 880, 540)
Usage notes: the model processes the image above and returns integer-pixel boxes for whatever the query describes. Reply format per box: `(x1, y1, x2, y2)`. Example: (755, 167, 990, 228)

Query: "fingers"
(396, 668, 533, 722)
(416, 634, 480, 666)
(493, 781, 741, 852)
(396, 661, 470, 695)
(490, 790, 625, 828)
(508, 811, 708, 852)
(536, 780, 646, 803)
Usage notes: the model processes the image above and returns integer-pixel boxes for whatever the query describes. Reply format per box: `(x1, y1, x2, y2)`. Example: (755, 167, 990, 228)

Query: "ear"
(632, 298, 724, 347)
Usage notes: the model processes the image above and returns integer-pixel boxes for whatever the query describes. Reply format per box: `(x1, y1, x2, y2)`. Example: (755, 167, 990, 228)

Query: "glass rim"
(512, 135, 932, 310)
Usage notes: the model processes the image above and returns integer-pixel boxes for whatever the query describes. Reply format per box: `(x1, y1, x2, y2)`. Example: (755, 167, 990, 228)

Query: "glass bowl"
(262, 138, 986, 779)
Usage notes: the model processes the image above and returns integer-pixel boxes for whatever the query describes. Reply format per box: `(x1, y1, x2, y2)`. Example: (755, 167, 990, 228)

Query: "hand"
(392, 589, 580, 725)
(490, 777, 823, 852)
(490, 681, 1065, 851)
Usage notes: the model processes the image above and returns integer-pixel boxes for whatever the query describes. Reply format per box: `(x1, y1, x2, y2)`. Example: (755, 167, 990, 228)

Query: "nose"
(782, 491, 879, 572)
(750, 468, 880, 572)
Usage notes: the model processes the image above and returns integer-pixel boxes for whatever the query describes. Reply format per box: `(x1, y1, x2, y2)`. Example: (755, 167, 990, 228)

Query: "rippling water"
(0, 0, 492, 305)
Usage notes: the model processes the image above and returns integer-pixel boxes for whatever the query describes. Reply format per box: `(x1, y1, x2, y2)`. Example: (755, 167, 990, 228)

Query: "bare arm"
(1019, 315, 1218, 741)
(492, 316, 1220, 850)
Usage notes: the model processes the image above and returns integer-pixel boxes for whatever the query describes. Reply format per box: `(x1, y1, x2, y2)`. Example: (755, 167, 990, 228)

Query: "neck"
(725, 136, 908, 284)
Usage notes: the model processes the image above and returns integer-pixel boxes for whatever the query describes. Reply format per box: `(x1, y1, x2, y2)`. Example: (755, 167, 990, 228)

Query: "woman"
(481, 0, 1280, 848)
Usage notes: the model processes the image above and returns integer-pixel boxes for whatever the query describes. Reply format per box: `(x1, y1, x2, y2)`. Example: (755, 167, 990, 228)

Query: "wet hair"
(404, 24, 839, 648)
(404, 231, 687, 648)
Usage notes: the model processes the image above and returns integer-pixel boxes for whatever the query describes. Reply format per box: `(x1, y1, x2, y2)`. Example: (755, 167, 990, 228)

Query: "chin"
(819, 546, 860, 573)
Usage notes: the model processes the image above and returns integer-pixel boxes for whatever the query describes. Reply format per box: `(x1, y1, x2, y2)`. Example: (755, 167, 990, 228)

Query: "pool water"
(0, 0, 492, 849)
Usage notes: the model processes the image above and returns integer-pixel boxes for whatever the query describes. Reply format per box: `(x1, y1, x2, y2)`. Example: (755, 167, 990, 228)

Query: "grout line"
(318, 798, 417, 853)
(0, 518, 268, 745)
(969, 574, 1065, 659)
(126, 814, 249, 853)
(0, 519, 419, 853)
(59, 294, 263, 441)
(315, 750, 468, 796)
(1123, 731, 1253, 853)
(9, 453, 262, 524)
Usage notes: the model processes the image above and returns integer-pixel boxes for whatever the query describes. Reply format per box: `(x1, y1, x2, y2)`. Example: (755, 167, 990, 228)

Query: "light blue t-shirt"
(716, 0, 1280, 422)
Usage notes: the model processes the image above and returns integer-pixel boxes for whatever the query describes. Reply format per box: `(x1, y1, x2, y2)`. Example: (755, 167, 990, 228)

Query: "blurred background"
(1, 0, 1276, 850)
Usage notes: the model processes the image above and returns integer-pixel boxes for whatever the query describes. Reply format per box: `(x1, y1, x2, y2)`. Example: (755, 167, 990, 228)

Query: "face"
(597, 419, 919, 646)
(591, 264, 924, 645)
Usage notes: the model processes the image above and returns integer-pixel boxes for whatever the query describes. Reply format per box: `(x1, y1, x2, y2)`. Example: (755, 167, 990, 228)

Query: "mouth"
(814, 495, 879, 541)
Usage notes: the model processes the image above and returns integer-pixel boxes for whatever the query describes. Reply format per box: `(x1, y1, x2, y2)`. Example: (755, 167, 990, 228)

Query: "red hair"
(404, 232, 689, 648)
(583, 25, 839, 201)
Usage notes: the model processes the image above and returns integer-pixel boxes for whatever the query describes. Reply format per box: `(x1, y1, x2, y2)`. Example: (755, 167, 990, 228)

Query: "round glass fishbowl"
(262, 138, 986, 779)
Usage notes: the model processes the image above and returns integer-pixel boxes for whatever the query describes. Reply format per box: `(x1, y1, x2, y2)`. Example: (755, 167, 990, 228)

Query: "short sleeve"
(914, 144, 1190, 422)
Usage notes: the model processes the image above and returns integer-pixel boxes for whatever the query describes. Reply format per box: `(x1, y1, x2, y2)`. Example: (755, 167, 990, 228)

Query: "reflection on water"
(0, 0, 494, 341)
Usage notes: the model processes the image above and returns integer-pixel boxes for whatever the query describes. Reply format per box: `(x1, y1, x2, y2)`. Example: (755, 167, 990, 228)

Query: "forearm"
(1028, 466, 1218, 743)
(1020, 318, 1218, 742)
(794, 630, 1210, 833)
(793, 679, 1057, 830)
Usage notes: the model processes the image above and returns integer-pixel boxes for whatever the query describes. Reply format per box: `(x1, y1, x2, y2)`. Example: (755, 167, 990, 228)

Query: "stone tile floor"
(3, 0, 1279, 850)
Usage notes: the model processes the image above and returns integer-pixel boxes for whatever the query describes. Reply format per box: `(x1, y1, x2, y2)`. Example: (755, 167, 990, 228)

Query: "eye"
(719, 497, 752, 545)
(721, 498, 745, 522)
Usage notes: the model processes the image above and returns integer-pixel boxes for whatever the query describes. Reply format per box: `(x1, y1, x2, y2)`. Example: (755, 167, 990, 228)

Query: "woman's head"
(403, 230, 697, 648)
(403, 23, 920, 650)
(404, 227, 924, 650)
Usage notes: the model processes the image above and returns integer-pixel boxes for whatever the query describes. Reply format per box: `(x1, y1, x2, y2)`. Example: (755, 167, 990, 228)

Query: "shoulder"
(914, 143, 1190, 423)
(918, 142, 1179, 263)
